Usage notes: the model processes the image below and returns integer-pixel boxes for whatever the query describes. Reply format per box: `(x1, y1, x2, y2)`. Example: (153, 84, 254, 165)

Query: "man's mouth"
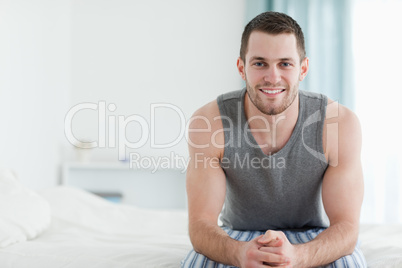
(260, 88, 285, 95)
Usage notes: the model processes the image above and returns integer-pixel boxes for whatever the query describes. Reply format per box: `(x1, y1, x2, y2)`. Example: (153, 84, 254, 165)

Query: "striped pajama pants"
(181, 227, 367, 268)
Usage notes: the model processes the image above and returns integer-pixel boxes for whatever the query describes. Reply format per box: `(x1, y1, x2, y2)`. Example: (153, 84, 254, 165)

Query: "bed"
(0, 170, 401, 267)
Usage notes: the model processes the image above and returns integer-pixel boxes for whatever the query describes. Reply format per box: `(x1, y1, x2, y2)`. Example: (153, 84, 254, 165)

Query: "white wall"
(353, 0, 402, 223)
(68, 0, 245, 162)
(0, 0, 71, 189)
(0, 0, 245, 188)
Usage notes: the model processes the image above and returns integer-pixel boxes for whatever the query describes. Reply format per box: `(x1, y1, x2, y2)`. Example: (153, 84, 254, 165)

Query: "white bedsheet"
(0, 186, 191, 268)
(0, 186, 401, 268)
(359, 224, 402, 268)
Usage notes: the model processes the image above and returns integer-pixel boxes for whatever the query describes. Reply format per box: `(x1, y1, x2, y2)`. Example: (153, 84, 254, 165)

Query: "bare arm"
(297, 104, 364, 266)
(187, 101, 289, 267)
(186, 101, 242, 265)
(186, 149, 242, 265)
(258, 103, 364, 267)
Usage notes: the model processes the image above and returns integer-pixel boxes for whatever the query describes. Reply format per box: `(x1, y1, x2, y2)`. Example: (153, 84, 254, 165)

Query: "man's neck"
(244, 92, 299, 127)
(243, 92, 299, 154)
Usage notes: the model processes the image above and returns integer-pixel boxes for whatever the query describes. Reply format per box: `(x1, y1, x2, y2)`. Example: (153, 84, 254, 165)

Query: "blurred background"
(1, 0, 401, 223)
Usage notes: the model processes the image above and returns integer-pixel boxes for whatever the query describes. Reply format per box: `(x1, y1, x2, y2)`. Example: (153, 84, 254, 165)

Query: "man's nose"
(263, 67, 281, 85)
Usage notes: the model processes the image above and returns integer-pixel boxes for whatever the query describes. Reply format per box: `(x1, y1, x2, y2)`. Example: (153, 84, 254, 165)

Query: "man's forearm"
(296, 222, 359, 267)
(189, 220, 243, 266)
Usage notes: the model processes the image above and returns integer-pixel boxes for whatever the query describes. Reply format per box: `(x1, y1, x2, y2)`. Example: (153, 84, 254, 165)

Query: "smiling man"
(181, 11, 366, 268)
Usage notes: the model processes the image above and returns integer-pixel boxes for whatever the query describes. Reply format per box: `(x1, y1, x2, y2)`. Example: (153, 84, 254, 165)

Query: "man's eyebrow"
(279, 57, 297, 63)
(248, 56, 296, 63)
(249, 56, 266, 62)
(278, 57, 296, 63)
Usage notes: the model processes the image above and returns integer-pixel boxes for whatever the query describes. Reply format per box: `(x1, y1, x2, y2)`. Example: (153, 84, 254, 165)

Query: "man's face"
(238, 31, 308, 115)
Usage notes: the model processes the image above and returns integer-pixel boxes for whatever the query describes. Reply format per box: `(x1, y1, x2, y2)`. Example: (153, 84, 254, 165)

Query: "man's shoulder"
(325, 96, 359, 124)
(189, 99, 223, 137)
(218, 88, 245, 103)
(323, 96, 361, 166)
(188, 96, 226, 156)
(299, 89, 327, 102)
(192, 88, 244, 119)
(191, 99, 220, 120)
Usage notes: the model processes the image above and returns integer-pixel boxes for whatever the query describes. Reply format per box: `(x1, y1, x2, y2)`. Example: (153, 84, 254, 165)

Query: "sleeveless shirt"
(217, 88, 330, 231)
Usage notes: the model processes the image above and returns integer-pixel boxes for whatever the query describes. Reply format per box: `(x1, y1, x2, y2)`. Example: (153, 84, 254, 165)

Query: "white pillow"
(39, 186, 188, 235)
(0, 169, 51, 248)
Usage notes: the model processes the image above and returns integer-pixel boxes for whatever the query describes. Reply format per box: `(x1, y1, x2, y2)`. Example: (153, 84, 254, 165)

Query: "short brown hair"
(240, 11, 306, 63)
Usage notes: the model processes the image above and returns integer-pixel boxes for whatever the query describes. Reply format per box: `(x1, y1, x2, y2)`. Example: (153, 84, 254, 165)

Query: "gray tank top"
(217, 88, 330, 231)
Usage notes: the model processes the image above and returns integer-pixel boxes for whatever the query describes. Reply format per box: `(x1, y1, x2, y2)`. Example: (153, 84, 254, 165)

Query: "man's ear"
(237, 57, 246, 81)
(299, 57, 309, 81)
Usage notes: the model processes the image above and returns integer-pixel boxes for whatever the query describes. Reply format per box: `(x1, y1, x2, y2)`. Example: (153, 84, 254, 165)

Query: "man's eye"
(254, 62, 264, 67)
(281, 62, 291, 67)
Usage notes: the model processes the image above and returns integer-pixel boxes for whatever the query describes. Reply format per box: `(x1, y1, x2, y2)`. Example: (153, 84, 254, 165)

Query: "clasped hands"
(239, 230, 300, 268)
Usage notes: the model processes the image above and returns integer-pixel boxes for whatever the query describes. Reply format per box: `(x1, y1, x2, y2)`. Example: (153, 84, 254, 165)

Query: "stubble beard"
(246, 79, 299, 116)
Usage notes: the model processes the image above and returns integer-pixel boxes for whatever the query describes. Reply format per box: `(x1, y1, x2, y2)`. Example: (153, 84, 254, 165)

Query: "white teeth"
(261, 89, 283, 94)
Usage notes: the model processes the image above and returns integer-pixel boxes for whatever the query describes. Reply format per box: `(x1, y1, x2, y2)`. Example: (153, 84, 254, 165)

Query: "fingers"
(258, 230, 276, 244)
(253, 248, 290, 266)
(259, 240, 284, 254)
(261, 237, 284, 248)
(260, 239, 284, 251)
(258, 230, 285, 245)
(262, 263, 291, 268)
(242, 237, 291, 268)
